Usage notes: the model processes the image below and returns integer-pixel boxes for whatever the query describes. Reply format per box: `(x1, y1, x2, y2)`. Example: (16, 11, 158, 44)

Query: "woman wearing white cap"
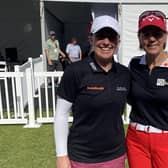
(126, 10, 168, 168)
(54, 15, 130, 168)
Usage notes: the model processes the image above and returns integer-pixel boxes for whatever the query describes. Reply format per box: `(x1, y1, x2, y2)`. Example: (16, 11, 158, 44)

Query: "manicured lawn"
(0, 124, 56, 168)
(0, 124, 129, 168)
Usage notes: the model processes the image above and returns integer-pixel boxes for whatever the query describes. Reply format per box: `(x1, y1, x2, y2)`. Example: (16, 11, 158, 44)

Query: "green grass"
(0, 124, 129, 168)
(0, 124, 56, 168)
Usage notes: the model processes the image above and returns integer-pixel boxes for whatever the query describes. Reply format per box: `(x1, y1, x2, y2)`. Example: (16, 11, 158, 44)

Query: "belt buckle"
(144, 126, 150, 133)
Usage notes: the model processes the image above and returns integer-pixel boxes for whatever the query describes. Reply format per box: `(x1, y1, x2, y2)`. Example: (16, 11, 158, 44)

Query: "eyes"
(95, 28, 119, 42)
(139, 26, 166, 39)
(142, 31, 165, 39)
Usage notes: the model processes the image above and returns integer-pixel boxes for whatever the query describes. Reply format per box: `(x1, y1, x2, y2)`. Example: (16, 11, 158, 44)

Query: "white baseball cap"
(90, 15, 120, 35)
(49, 30, 56, 35)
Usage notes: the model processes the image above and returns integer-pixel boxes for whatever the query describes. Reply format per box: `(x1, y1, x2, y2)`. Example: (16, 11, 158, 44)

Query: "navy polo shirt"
(129, 55, 168, 130)
(57, 54, 130, 163)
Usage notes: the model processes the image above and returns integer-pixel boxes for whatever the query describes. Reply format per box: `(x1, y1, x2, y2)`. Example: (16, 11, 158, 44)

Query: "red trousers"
(126, 125, 168, 168)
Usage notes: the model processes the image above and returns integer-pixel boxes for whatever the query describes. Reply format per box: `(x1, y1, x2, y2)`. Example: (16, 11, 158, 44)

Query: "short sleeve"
(56, 40, 60, 49)
(57, 65, 79, 103)
(66, 44, 70, 54)
(45, 41, 49, 50)
(79, 45, 81, 51)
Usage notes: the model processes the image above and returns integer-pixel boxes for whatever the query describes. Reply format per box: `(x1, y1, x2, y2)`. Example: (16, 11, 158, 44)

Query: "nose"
(148, 35, 156, 42)
(102, 38, 111, 44)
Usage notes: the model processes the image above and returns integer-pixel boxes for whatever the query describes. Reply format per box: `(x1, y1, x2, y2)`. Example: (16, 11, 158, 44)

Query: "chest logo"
(156, 78, 168, 86)
(116, 86, 127, 91)
(86, 86, 104, 91)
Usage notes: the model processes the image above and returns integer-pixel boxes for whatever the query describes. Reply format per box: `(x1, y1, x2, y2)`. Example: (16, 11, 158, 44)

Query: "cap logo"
(143, 14, 161, 22)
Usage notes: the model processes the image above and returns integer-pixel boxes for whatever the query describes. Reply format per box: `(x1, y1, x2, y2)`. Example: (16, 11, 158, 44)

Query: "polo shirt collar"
(139, 54, 168, 68)
(88, 54, 117, 73)
(139, 55, 146, 65)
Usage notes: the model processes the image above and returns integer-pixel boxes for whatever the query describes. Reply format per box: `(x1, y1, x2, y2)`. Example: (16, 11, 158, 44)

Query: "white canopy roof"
(43, 0, 168, 3)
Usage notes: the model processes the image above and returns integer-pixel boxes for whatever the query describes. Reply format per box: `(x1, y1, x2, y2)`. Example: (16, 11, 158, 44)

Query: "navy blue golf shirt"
(129, 55, 168, 130)
(58, 54, 131, 163)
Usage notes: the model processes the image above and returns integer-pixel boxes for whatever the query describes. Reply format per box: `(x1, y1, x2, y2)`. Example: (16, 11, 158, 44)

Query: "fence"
(0, 72, 27, 124)
(0, 55, 130, 127)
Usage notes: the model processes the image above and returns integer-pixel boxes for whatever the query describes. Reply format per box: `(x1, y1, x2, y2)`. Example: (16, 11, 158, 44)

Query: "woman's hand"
(56, 156, 71, 168)
(48, 60, 53, 65)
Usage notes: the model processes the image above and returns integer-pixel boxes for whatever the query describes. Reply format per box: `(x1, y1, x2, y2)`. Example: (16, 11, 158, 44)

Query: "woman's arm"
(54, 96, 72, 168)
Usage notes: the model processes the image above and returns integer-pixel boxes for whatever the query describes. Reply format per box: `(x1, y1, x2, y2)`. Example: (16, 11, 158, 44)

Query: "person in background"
(45, 30, 66, 85)
(126, 10, 168, 168)
(82, 33, 93, 58)
(54, 15, 130, 168)
(66, 37, 82, 62)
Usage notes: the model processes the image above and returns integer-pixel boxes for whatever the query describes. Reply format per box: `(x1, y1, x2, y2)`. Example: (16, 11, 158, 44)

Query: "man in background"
(45, 30, 65, 71)
(45, 30, 66, 86)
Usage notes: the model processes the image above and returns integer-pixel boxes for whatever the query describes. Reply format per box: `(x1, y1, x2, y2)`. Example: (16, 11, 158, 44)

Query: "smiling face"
(92, 28, 119, 62)
(139, 26, 167, 56)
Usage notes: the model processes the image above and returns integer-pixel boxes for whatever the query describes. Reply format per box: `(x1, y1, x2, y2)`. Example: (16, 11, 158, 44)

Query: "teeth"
(101, 47, 110, 51)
